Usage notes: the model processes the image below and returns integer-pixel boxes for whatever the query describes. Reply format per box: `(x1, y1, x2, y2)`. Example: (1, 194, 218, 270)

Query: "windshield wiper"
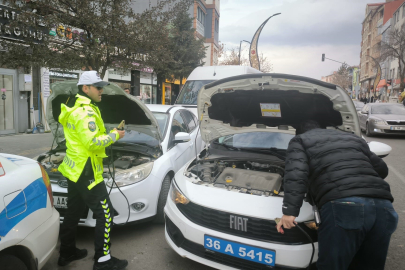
(213, 142, 241, 151)
(238, 147, 286, 161)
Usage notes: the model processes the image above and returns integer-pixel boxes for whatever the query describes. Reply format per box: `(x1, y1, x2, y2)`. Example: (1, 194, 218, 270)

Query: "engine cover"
(216, 167, 282, 192)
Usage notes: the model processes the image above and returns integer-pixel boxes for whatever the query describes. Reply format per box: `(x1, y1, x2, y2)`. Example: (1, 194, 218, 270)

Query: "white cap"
(77, 71, 110, 87)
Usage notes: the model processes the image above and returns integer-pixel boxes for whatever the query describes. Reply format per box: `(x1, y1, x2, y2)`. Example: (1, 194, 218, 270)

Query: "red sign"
(0, 162, 5, 177)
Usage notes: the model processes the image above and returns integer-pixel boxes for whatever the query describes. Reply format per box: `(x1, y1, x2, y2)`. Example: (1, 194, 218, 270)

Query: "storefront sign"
(49, 71, 78, 79)
(0, 5, 48, 43)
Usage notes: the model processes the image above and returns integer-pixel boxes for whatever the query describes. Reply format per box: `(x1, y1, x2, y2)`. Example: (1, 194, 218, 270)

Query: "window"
(181, 110, 197, 132)
(172, 111, 188, 134)
(397, 11, 400, 22)
(215, 19, 219, 32)
(197, 7, 205, 25)
(403, 5, 405, 18)
(393, 68, 396, 79)
(394, 13, 396, 24)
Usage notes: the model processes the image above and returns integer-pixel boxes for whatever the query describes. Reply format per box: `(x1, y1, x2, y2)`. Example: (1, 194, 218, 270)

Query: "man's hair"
(300, 120, 321, 134)
(124, 88, 130, 91)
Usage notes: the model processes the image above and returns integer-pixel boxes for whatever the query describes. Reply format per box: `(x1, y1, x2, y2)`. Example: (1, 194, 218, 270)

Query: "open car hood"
(47, 80, 162, 144)
(198, 73, 360, 143)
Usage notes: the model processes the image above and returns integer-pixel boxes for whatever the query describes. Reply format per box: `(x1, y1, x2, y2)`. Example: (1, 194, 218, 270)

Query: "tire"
(154, 174, 171, 224)
(0, 255, 28, 270)
(366, 122, 373, 137)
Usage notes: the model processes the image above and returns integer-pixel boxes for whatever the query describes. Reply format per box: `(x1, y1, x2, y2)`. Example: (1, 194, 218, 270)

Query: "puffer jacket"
(282, 128, 393, 217)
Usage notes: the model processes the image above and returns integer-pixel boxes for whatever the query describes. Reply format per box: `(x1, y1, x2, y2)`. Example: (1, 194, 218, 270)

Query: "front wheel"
(0, 255, 28, 270)
(366, 123, 373, 137)
(154, 174, 171, 224)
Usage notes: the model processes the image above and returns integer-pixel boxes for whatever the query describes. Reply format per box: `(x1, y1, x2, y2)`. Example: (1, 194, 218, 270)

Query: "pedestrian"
(276, 120, 398, 270)
(124, 88, 130, 94)
(57, 71, 128, 270)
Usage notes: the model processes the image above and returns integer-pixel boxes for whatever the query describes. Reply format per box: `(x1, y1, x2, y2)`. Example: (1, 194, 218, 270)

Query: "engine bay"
(38, 150, 151, 182)
(187, 160, 284, 196)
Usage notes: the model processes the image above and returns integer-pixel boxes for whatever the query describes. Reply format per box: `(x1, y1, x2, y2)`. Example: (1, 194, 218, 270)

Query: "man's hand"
(276, 215, 297, 234)
(114, 128, 125, 140)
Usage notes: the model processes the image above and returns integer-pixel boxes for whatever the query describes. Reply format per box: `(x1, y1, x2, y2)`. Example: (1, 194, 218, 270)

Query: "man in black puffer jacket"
(276, 120, 398, 270)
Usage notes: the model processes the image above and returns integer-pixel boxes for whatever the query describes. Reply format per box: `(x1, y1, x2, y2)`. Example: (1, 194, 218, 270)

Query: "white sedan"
(164, 73, 392, 269)
(38, 80, 203, 226)
(0, 153, 59, 269)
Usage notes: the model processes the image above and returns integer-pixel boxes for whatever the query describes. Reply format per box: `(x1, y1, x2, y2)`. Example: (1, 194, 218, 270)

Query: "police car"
(0, 153, 59, 270)
(164, 73, 392, 270)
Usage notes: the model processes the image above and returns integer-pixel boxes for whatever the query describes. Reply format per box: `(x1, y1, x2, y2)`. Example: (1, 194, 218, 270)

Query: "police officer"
(57, 71, 128, 270)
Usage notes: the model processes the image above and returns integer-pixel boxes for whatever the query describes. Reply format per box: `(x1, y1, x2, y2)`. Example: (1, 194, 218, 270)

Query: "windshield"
(217, 132, 295, 150)
(371, 105, 405, 115)
(175, 80, 214, 105)
(152, 112, 169, 137)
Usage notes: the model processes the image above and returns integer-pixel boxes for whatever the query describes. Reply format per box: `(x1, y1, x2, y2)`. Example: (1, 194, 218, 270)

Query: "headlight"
(372, 119, 385, 125)
(106, 162, 153, 188)
(170, 180, 190, 205)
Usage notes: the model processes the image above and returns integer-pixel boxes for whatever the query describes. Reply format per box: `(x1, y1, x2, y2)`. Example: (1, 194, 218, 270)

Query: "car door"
(180, 110, 199, 162)
(168, 110, 191, 172)
(359, 104, 369, 129)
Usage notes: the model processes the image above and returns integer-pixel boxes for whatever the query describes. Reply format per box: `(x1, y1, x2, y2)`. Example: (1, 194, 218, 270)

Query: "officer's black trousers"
(59, 170, 114, 261)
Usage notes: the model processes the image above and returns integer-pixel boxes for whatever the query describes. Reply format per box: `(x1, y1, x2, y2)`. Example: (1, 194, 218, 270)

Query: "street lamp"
(239, 40, 251, 65)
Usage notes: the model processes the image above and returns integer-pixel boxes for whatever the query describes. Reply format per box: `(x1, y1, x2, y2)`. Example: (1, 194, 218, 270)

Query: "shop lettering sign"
(0, 5, 48, 43)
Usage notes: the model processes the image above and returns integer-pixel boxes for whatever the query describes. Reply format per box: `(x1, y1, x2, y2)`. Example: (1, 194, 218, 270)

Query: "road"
(1, 132, 404, 270)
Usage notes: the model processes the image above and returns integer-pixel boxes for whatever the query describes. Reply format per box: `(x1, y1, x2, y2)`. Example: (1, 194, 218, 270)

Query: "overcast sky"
(219, 0, 384, 79)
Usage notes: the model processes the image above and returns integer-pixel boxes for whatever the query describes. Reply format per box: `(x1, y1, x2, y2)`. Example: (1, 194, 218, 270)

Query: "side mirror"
(368, 141, 392, 158)
(361, 111, 367, 115)
(174, 132, 191, 144)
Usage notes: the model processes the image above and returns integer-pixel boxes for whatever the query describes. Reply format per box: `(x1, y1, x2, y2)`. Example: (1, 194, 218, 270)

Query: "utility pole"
(239, 40, 251, 65)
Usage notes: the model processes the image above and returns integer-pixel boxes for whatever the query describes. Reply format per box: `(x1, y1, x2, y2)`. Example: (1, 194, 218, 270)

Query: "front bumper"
(369, 122, 405, 135)
(51, 175, 159, 227)
(164, 194, 318, 269)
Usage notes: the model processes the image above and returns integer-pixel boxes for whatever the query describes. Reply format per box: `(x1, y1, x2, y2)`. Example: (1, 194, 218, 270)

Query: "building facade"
(359, 0, 405, 100)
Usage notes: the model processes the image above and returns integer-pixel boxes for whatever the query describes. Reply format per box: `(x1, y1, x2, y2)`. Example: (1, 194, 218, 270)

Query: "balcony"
(196, 20, 204, 37)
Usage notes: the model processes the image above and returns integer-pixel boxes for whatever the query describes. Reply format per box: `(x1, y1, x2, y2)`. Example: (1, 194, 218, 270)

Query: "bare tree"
(218, 42, 273, 72)
(330, 63, 352, 94)
(379, 26, 405, 91)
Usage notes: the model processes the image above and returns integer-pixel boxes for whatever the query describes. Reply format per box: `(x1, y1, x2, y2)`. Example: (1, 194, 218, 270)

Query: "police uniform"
(58, 71, 128, 269)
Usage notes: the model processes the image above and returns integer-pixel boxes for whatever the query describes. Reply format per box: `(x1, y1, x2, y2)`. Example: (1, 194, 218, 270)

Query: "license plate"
(391, 126, 405, 130)
(54, 196, 68, 209)
(204, 235, 276, 266)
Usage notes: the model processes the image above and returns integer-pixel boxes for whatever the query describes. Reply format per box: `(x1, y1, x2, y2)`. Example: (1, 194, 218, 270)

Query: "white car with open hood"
(164, 73, 392, 270)
(36, 80, 202, 226)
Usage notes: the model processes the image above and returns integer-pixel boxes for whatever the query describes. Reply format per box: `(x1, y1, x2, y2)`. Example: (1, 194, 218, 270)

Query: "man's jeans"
(317, 197, 398, 270)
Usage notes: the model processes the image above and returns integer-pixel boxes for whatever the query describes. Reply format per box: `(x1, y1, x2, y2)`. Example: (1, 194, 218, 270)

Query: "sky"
(219, 0, 385, 79)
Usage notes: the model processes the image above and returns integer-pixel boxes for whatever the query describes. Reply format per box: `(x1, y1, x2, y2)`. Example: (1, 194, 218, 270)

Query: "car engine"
(188, 160, 284, 196)
(37, 151, 151, 181)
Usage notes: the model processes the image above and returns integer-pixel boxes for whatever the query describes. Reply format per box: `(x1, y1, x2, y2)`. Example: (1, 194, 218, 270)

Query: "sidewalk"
(0, 133, 53, 158)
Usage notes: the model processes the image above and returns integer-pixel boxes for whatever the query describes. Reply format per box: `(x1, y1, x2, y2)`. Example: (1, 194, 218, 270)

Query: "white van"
(175, 66, 262, 115)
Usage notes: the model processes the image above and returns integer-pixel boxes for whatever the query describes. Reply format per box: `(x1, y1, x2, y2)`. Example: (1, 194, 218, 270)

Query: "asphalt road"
(1, 132, 404, 270)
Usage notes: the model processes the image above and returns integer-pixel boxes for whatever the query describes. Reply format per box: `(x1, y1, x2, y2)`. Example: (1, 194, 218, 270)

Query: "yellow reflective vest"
(58, 94, 119, 190)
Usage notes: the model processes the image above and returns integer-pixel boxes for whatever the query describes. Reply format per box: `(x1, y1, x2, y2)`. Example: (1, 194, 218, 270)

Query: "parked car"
(37, 80, 203, 226)
(175, 65, 262, 116)
(0, 153, 59, 270)
(164, 73, 392, 269)
(353, 100, 365, 112)
(358, 103, 405, 136)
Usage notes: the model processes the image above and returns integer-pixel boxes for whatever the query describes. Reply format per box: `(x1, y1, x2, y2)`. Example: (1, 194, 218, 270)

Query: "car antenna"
(213, 66, 217, 76)
(194, 103, 207, 180)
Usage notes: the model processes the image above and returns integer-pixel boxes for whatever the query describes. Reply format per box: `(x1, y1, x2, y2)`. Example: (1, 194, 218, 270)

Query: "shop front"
(162, 78, 186, 105)
(49, 70, 80, 84)
(139, 70, 157, 104)
(108, 69, 132, 91)
(0, 68, 18, 135)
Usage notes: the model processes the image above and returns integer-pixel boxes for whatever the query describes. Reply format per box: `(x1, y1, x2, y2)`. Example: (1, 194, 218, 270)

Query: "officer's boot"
(93, 256, 129, 270)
